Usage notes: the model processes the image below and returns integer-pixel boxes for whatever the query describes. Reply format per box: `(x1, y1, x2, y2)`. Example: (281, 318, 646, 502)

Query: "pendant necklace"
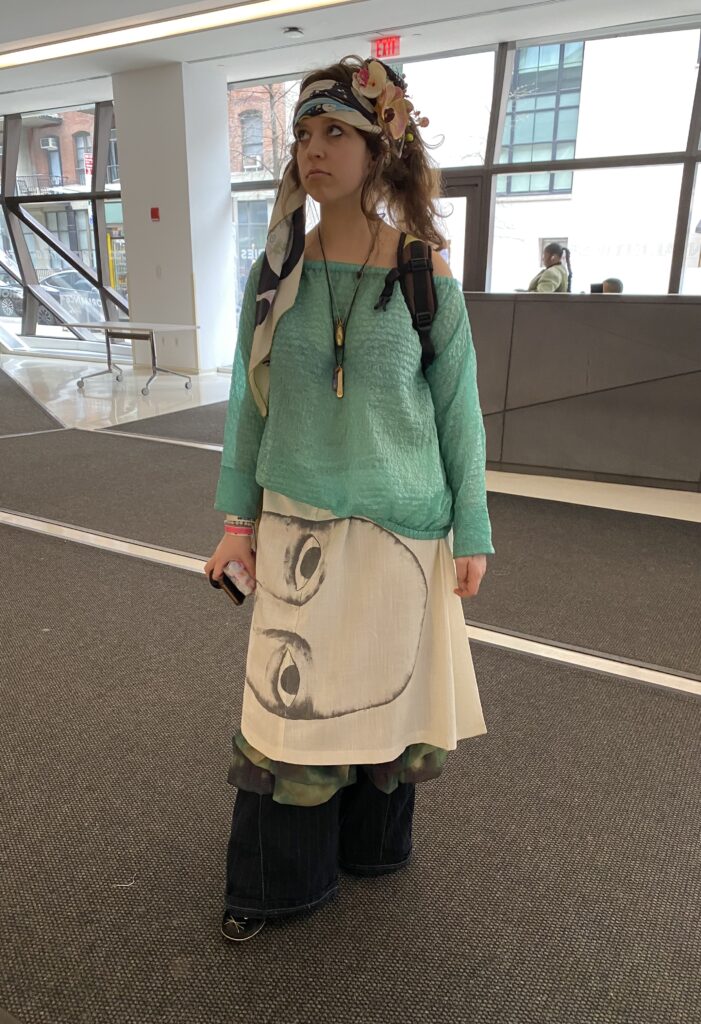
(318, 224, 378, 398)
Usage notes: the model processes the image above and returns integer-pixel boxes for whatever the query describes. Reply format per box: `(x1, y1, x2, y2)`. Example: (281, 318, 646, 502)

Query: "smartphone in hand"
(208, 560, 256, 606)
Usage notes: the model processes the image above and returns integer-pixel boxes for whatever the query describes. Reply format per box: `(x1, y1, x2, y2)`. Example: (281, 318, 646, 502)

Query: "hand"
(453, 554, 487, 599)
(204, 534, 256, 582)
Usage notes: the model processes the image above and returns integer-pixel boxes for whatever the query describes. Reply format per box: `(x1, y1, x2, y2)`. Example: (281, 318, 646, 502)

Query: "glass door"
(440, 176, 485, 290)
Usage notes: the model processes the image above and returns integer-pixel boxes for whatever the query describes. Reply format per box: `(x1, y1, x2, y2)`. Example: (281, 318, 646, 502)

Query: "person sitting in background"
(527, 242, 572, 293)
(603, 277, 624, 293)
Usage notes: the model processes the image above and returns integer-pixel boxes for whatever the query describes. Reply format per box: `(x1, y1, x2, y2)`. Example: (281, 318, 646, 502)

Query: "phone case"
(208, 570, 246, 605)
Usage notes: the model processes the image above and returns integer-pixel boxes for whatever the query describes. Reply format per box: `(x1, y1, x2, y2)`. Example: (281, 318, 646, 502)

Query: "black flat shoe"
(221, 910, 266, 942)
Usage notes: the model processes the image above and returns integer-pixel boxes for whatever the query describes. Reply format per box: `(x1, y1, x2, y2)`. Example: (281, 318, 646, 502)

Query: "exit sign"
(372, 36, 401, 60)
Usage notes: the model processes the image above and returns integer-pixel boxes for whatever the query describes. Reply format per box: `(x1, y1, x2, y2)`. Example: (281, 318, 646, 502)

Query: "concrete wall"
(467, 292, 701, 490)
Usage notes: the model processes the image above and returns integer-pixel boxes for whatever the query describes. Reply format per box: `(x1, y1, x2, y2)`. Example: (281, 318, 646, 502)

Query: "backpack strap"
(398, 232, 438, 372)
(374, 232, 439, 373)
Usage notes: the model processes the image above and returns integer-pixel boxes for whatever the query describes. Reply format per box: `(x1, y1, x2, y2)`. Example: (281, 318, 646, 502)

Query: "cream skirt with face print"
(240, 490, 487, 766)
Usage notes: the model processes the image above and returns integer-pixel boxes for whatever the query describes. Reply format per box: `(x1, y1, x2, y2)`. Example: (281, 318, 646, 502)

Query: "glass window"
(21, 201, 96, 269)
(491, 164, 684, 294)
(0, 266, 24, 321)
(541, 45, 561, 69)
(564, 42, 585, 65)
(43, 137, 62, 184)
(73, 132, 92, 186)
(228, 81, 301, 183)
(105, 200, 128, 299)
(240, 111, 264, 171)
(681, 164, 701, 295)
(18, 106, 95, 193)
(0, 207, 14, 266)
(400, 51, 495, 167)
(556, 107, 579, 140)
(107, 127, 120, 186)
(498, 42, 583, 196)
(231, 189, 275, 328)
(560, 91, 580, 108)
(436, 197, 467, 283)
(513, 113, 535, 145)
(533, 111, 555, 143)
(226, 54, 495, 178)
(21, 225, 103, 322)
(574, 29, 700, 158)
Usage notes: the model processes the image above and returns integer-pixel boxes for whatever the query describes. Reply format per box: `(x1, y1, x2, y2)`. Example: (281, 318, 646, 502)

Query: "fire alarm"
(150, 207, 160, 221)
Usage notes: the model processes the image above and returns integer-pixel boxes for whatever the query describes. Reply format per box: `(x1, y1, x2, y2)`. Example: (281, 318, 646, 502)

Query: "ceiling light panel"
(0, 0, 356, 69)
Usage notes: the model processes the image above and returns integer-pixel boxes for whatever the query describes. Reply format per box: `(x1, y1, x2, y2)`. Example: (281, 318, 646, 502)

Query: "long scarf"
(248, 78, 382, 417)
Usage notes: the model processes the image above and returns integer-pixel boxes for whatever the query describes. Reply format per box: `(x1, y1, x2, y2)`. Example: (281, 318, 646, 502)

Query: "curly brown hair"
(288, 55, 446, 250)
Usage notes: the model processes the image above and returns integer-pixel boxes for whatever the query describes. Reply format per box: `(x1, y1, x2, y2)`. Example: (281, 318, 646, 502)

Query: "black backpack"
(375, 232, 438, 372)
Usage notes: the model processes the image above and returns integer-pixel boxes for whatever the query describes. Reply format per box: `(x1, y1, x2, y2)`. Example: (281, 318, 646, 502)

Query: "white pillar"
(112, 63, 235, 372)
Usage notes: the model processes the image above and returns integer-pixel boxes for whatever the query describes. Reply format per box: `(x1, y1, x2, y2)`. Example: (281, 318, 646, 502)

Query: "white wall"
(183, 63, 236, 370)
(113, 62, 235, 371)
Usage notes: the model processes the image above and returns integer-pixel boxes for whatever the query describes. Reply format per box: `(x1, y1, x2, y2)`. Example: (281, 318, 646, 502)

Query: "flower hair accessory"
(352, 59, 429, 154)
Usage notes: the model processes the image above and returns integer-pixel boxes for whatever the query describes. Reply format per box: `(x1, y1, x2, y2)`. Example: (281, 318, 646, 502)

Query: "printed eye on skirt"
(232, 490, 487, 798)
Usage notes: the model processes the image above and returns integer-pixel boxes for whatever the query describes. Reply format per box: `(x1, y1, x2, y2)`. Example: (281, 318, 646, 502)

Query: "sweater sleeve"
(214, 258, 265, 518)
(534, 266, 562, 293)
(425, 282, 494, 558)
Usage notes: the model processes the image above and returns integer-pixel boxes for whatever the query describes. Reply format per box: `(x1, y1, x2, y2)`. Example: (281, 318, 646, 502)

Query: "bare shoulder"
(379, 225, 453, 278)
(431, 251, 453, 278)
(374, 223, 403, 267)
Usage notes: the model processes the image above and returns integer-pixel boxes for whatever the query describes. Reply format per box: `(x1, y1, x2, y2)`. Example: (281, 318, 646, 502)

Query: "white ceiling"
(0, 0, 698, 114)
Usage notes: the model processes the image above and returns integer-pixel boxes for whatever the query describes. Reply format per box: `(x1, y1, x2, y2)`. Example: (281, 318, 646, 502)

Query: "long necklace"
(318, 224, 378, 399)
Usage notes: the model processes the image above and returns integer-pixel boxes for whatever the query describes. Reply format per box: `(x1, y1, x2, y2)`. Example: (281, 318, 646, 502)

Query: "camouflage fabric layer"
(227, 730, 448, 807)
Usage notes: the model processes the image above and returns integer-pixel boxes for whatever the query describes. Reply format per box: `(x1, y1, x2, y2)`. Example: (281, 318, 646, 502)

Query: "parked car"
(0, 270, 24, 318)
(0, 267, 103, 325)
(38, 270, 103, 325)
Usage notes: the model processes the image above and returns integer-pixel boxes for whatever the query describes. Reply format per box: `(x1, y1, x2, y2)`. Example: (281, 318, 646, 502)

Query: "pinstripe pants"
(224, 769, 415, 919)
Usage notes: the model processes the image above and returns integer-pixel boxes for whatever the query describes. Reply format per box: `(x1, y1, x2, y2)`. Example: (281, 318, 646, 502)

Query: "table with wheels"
(64, 321, 198, 395)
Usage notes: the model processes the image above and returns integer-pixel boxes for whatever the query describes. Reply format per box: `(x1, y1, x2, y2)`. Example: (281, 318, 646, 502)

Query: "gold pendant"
(336, 366, 344, 398)
(335, 319, 345, 347)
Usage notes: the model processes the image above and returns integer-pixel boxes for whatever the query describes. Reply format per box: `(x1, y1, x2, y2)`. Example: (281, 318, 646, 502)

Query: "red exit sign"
(372, 36, 401, 60)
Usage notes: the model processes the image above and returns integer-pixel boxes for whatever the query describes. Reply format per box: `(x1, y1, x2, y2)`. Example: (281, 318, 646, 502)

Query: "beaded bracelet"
(225, 513, 255, 526)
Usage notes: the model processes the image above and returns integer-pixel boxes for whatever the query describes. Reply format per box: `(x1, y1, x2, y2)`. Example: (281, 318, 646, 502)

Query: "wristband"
(224, 524, 253, 536)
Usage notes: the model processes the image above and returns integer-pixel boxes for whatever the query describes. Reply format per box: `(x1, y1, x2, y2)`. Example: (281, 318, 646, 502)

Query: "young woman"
(204, 56, 494, 943)
(528, 241, 572, 293)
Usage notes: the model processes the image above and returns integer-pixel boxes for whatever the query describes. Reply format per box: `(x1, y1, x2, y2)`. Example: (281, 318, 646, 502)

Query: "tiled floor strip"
(96, 427, 223, 452)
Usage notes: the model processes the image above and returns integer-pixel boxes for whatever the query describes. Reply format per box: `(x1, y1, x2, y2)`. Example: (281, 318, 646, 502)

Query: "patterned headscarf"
(247, 72, 393, 416)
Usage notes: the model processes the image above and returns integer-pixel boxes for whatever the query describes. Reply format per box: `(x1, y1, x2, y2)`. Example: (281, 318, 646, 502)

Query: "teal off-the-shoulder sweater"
(214, 257, 493, 557)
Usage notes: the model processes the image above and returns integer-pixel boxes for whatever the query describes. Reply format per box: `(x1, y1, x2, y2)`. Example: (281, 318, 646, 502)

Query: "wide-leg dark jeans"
(224, 768, 416, 919)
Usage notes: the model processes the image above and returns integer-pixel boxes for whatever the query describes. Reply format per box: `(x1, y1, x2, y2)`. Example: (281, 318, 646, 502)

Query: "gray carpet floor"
(0, 429, 224, 556)
(2, 526, 700, 1024)
(1, 428, 699, 673)
(105, 401, 228, 445)
(467, 493, 701, 676)
(0, 368, 64, 437)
